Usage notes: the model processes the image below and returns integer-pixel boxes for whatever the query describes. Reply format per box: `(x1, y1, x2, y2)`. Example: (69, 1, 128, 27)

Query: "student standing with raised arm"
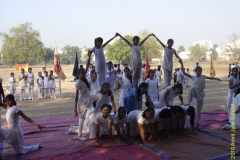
(88, 34, 118, 89)
(153, 35, 180, 88)
(179, 59, 221, 129)
(116, 33, 153, 87)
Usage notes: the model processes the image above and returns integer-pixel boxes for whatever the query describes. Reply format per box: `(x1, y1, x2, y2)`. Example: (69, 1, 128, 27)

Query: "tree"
(105, 35, 132, 63)
(223, 34, 240, 61)
(209, 44, 218, 61)
(0, 22, 45, 66)
(60, 45, 81, 64)
(177, 45, 185, 54)
(43, 47, 54, 66)
(189, 44, 207, 61)
(139, 29, 163, 60)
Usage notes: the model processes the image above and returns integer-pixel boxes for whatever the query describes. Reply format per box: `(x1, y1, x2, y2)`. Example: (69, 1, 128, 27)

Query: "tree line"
(0, 22, 239, 66)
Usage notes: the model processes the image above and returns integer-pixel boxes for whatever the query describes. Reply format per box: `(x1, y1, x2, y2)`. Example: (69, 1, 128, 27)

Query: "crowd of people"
(0, 32, 239, 155)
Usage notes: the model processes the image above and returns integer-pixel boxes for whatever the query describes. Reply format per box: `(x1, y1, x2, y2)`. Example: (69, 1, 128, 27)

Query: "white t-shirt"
(228, 76, 240, 94)
(9, 77, 16, 90)
(130, 44, 141, 67)
(162, 46, 176, 71)
(92, 46, 106, 73)
(137, 111, 155, 125)
(114, 113, 129, 125)
(95, 112, 112, 125)
(154, 108, 169, 121)
(37, 76, 44, 88)
(26, 72, 34, 83)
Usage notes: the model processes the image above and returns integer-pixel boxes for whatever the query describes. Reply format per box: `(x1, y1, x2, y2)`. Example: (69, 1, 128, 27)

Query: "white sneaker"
(51, 96, 53, 98)
(220, 124, 227, 130)
(54, 96, 56, 99)
(78, 136, 87, 141)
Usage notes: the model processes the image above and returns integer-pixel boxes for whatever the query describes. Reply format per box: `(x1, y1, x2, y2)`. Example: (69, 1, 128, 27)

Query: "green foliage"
(0, 22, 45, 66)
(209, 44, 218, 61)
(139, 29, 162, 60)
(60, 45, 81, 64)
(189, 44, 207, 61)
(105, 35, 132, 63)
(177, 45, 185, 54)
(43, 47, 54, 66)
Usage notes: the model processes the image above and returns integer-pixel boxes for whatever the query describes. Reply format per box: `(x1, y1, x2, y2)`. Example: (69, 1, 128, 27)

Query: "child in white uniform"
(9, 72, 16, 100)
(221, 88, 240, 130)
(74, 68, 93, 140)
(158, 83, 183, 108)
(128, 108, 155, 141)
(43, 71, 50, 98)
(114, 107, 130, 143)
(105, 61, 118, 94)
(19, 68, 27, 101)
(37, 72, 44, 99)
(26, 68, 34, 100)
(89, 35, 118, 90)
(117, 33, 153, 87)
(118, 67, 132, 106)
(153, 35, 180, 88)
(145, 69, 159, 102)
(179, 59, 221, 128)
(183, 68, 190, 87)
(0, 94, 44, 154)
(155, 65, 162, 88)
(227, 66, 240, 123)
(49, 70, 56, 98)
(88, 70, 98, 94)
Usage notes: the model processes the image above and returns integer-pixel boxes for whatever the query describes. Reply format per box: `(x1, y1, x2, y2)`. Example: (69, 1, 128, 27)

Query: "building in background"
(192, 39, 213, 50)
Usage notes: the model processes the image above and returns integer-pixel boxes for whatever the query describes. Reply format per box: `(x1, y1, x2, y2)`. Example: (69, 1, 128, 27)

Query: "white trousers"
(38, 88, 43, 98)
(164, 69, 172, 88)
(10, 89, 16, 99)
(19, 89, 26, 100)
(44, 88, 49, 98)
(49, 88, 56, 97)
(27, 84, 34, 99)
(132, 62, 142, 86)
(227, 93, 233, 123)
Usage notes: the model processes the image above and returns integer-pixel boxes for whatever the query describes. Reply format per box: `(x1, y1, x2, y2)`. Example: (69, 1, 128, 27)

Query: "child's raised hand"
(116, 32, 120, 36)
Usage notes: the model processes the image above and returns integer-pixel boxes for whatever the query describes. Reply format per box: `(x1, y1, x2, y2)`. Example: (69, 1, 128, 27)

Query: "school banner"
(210, 54, 216, 77)
(15, 63, 29, 72)
(54, 45, 66, 81)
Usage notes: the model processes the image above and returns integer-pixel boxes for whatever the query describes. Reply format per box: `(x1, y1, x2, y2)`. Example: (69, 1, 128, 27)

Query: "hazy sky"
(0, 0, 239, 50)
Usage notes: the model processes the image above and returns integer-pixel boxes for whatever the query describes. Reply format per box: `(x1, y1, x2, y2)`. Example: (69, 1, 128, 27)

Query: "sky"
(0, 0, 239, 50)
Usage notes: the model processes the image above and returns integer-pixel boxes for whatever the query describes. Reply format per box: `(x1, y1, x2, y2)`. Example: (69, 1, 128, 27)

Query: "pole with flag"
(72, 53, 79, 81)
(54, 45, 66, 95)
(144, 56, 150, 80)
(210, 53, 216, 77)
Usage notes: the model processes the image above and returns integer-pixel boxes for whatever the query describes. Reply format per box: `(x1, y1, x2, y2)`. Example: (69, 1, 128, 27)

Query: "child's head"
(195, 66, 202, 76)
(147, 69, 155, 78)
(42, 67, 46, 71)
(79, 65, 83, 69)
(145, 101, 150, 108)
(138, 82, 149, 94)
(44, 71, 48, 76)
(232, 67, 238, 77)
(101, 104, 111, 116)
(5, 94, 16, 107)
(95, 37, 103, 47)
(21, 68, 25, 73)
(142, 108, 155, 119)
(90, 69, 97, 80)
(132, 36, 140, 45)
(38, 72, 42, 77)
(174, 106, 184, 116)
(186, 68, 189, 71)
(28, 67, 32, 73)
(116, 69, 121, 74)
(107, 61, 113, 68)
(167, 39, 174, 48)
(78, 68, 86, 79)
(49, 70, 53, 75)
(114, 64, 117, 68)
(101, 82, 111, 95)
(118, 107, 126, 119)
(172, 83, 183, 94)
(159, 108, 172, 120)
(10, 72, 14, 77)
(142, 64, 146, 68)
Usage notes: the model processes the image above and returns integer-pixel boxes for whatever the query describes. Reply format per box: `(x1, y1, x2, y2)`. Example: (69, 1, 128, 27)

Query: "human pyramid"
(1, 32, 239, 156)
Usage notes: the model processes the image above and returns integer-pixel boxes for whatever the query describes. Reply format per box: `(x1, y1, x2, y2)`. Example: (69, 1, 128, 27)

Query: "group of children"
(173, 67, 190, 87)
(7, 67, 57, 101)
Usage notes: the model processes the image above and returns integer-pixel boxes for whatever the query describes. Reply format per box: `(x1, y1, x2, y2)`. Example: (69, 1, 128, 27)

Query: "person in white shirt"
(179, 59, 221, 129)
(153, 35, 180, 88)
(26, 68, 34, 100)
(145, 70, 159, 102)
(183, 68, 190, 87)
(114, 107, 130, 143)
(43, 71, 50, 99)
(117, 33, 153, 87)
(48, 70, 56, 98)
(128, 108, 155, 141)
(105, 61, 118, 94)
(120, 61, 125, 73)
(193, 61, 200, 76)
(140, 64, 146, 84)
(19, 68, 27, 101)
(155, 65, 162, 88)
(86, 63, 93, 79)
(88, 35, 118, 90)
(176, 68, 184, 85)
(9, 72, 16, 100)
(88, 70, 98, 94)
(36, 72, 44, 99)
